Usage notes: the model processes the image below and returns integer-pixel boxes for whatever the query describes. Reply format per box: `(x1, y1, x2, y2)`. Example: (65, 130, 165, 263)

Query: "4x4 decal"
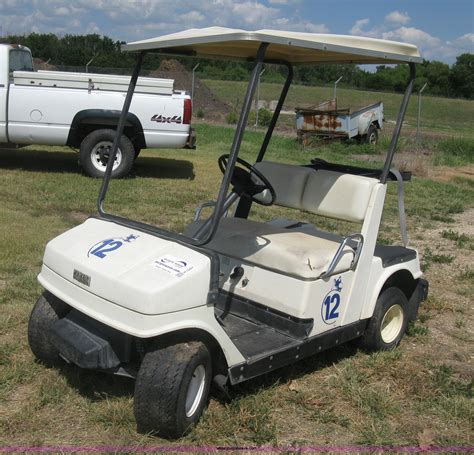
(151, 114, 182, 124)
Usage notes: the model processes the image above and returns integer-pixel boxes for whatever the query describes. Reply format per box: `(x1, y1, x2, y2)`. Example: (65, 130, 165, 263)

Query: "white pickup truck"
(0, 44, 195, 177)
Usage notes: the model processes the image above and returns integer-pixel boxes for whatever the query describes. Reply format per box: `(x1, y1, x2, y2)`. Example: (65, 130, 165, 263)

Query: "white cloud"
(385, 11, 410, 25)
(382, 27, 440, 48)
(180, 11, 206, 23)
(348, 15, 472, 64)
(268, 0, 288, 3)
(350, 18, 370, 35)
(456, 33, 474, 45)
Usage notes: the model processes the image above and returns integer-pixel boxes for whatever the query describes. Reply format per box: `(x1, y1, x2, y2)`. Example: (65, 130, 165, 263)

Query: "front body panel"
(42, 218, 210, 315)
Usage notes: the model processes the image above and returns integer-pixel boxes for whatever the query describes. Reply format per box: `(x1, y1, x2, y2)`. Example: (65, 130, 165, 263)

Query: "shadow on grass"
(51, 342, 358, 405)
(58, 363, 135, 401)
(227, 343, 359, 399)
(0, 148, 195, 180)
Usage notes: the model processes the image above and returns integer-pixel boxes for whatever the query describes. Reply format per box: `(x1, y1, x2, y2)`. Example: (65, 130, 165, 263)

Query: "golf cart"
(28, 28, 428, 438)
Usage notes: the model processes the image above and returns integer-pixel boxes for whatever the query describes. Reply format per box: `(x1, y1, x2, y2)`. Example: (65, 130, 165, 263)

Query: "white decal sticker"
(153, 255, 194, 277)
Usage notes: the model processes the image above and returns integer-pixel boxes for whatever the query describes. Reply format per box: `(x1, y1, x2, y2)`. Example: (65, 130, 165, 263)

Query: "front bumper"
(38, 264, 246, 366)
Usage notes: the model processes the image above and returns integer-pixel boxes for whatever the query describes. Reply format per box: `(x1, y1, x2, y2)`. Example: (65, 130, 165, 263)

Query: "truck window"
(9, 49, 34, 74)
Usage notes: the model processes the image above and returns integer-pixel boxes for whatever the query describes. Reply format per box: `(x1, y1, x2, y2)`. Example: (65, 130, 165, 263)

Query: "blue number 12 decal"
(323, 293, 340, 321)
(89, 239, 123, 259)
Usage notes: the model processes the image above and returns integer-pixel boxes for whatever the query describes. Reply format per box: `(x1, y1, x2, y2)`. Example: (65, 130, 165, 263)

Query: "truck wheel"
(134, 148, 141, 160)
(80, 129, 134, 178)
(28, 292, 70, 366)
(360, 287, 408, 351)
(364, 125, 378, 145)
(134, 341, 212, 439)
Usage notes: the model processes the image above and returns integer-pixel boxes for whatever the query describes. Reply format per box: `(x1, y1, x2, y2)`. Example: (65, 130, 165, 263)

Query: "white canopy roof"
(122, 27, 422, 65)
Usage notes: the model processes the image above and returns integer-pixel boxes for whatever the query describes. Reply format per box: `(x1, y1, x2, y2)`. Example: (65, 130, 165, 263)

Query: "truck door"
(0, 47, 9, 142)
(2, 48, 34, 143)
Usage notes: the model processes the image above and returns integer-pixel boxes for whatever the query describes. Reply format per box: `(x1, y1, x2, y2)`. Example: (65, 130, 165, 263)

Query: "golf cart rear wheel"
(79, 128, 135, 178)
(364, 124, 378, 145)
(360, 287, 408, 351)
(134, 341, 212, 439)
(28, 292, 70, 366)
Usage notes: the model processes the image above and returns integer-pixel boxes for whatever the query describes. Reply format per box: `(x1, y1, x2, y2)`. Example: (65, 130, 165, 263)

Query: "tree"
(450, 54, 474, 99)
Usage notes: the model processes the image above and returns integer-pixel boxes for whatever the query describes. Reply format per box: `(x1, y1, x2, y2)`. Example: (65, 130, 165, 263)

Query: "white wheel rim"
(90, 141, 122, 172)
(381, 304, 404, 344)
(369, 132, 377, 144)
(185, 364, 206, 418)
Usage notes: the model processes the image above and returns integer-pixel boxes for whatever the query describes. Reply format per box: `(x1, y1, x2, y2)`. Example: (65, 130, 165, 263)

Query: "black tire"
(134, 341, 212, 439)
(360, 287, 409, 351)
(364, 124, 378, 145)
(134, 148, 141, 160)
(79, 129, 135, 178)
(28, 292, 70, 366)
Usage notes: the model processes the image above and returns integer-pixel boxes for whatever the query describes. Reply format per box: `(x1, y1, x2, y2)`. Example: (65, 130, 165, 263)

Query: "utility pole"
(255, 67, 266, 127)
(191, 63, 200, 100)
(416, 82, 428, 144)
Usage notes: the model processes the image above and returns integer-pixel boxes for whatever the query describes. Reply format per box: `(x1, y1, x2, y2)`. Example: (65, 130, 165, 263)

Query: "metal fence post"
(86, 56, 96, 73)
(416, 82, 428, 144)
(191, 63, 200, 100)
(333, 76, 343, 100)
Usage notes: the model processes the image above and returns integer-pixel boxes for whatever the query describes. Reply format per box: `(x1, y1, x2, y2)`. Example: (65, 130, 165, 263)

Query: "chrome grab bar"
(320, 233, 364, 279)
(194, 200, 218, 222)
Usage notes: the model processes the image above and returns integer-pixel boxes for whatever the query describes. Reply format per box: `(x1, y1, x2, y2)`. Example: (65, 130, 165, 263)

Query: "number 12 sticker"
(321, 276, 343, 325)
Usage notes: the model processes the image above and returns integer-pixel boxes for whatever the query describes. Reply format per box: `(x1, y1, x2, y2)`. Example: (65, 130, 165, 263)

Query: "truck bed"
(13, 70, 174, 96)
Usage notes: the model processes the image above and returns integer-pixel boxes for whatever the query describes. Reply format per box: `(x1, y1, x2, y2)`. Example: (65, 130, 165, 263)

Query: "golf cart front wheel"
(360, 287, 408, 351)
(28, 292, 70, 366)
(134, 341, 212, 439)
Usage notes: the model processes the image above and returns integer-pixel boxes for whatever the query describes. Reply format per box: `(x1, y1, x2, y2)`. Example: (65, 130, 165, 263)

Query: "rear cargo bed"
(13, 70, 174, 95)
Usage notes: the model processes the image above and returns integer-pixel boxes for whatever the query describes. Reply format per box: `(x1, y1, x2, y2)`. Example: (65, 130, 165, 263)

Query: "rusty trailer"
(296, 99, 383, 145)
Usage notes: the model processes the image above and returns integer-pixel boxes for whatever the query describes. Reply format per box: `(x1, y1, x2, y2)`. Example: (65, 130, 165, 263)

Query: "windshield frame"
(96, 45, 416, 247)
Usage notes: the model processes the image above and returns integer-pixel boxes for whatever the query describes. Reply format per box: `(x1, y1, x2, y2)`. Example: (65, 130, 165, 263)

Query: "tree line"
(2, 32, 472, 99)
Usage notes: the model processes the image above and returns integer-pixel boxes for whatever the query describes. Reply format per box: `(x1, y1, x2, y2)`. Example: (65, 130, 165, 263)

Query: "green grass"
(434, 138, 474, 166)
(0, 122, 473, 447)
(203, 79, 474, 137)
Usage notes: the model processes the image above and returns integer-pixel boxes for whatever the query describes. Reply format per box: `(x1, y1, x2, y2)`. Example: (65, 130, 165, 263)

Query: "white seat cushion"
(253, 161, 378, 223)
(197, 217, 354, 279)
(301, 170, 377, 222)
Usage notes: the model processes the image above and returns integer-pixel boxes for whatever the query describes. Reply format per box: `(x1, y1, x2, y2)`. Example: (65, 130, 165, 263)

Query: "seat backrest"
(253, 161, 377, 223)
(253, 161, 313, 209)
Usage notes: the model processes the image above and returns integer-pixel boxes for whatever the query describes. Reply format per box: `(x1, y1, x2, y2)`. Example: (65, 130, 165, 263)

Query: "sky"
(0, 0, 473, 64)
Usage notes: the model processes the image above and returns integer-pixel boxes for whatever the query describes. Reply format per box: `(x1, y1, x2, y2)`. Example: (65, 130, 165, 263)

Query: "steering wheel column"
(218, 154, 276, 206)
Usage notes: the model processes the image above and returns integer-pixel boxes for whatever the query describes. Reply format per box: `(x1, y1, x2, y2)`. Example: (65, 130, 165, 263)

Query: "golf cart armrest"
(320, 233, 364, 279)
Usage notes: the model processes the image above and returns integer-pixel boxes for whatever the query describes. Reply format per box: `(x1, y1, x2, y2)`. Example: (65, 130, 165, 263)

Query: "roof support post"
(380, 63, 416, 183)
(98, 51, 145, 214)
(199, 42, 269, 242)
(256, 61, 293, 162)
(235, 60, 293, 219)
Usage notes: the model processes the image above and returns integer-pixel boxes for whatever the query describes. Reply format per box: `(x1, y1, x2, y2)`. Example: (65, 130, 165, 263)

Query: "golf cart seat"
(199, 217, 354, 279)
(190, 162, 378, 279)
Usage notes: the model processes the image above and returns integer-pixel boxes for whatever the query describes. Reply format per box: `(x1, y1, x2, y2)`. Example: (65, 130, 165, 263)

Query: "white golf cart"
(28, 28, 428, 438)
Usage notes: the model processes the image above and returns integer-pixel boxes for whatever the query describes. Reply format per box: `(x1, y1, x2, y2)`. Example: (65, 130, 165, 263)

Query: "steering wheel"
(218, 154, 276, 206)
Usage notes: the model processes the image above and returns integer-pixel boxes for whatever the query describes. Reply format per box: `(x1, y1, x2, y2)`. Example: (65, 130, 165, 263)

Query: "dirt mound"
(33, 58, 56, 71)
(148, 59, 229, 120)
